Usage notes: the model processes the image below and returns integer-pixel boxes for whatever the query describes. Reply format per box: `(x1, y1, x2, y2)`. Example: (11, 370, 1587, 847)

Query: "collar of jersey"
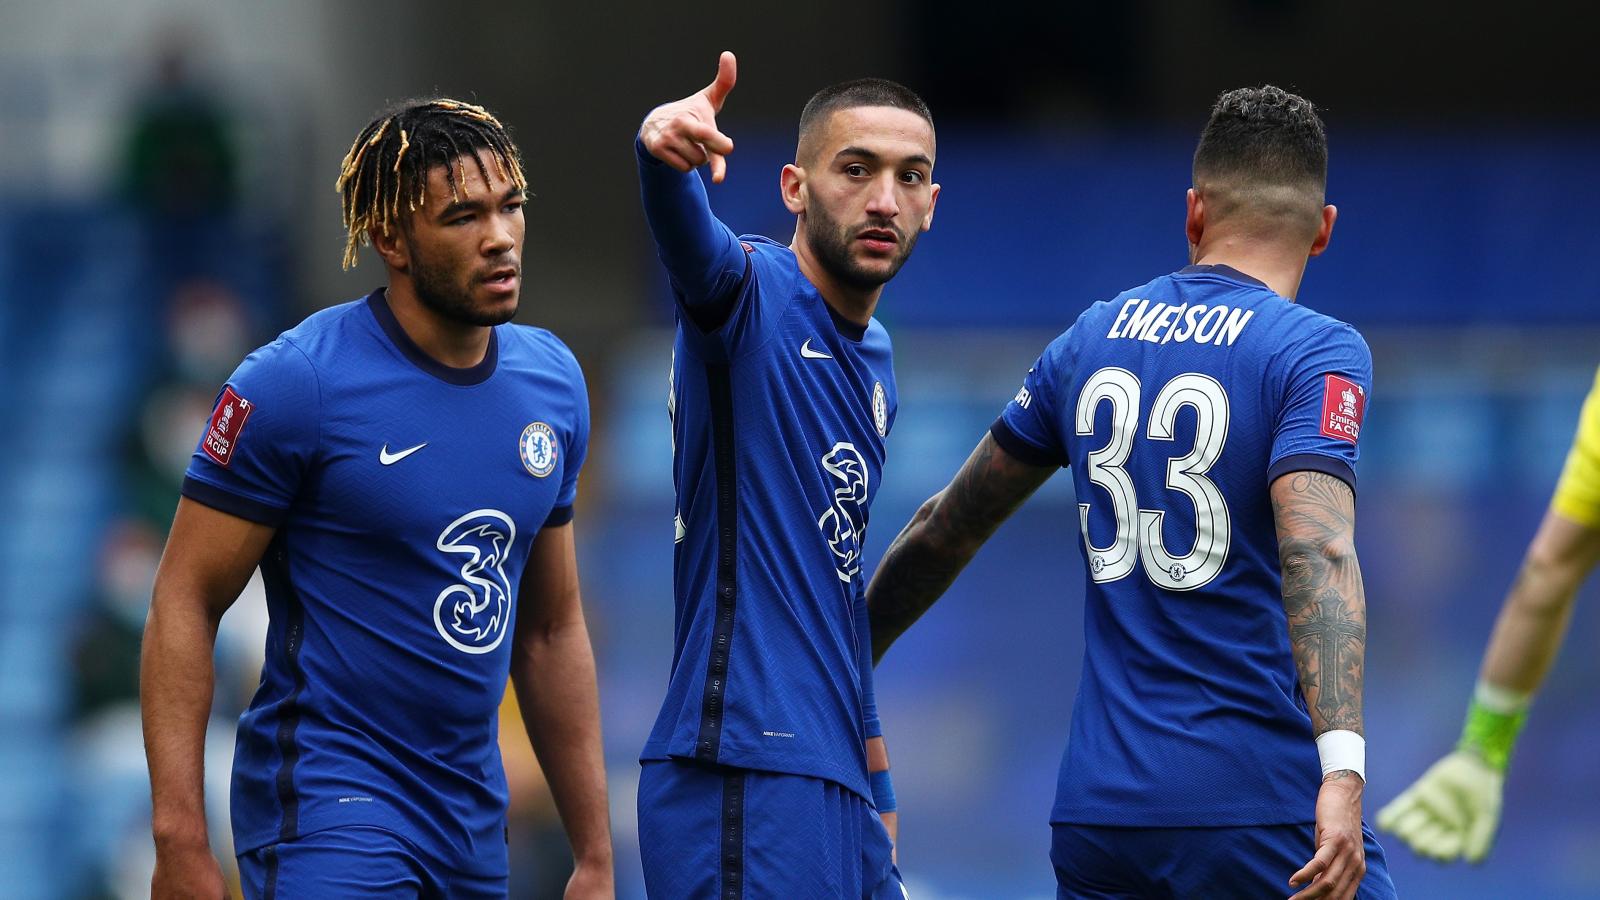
(824, 300, 868, 342)
(1175, 263, 1268, 289)
(366, 289, 499, 386)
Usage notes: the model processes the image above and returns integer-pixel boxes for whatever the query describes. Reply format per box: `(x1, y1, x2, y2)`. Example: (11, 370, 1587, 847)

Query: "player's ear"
(1308, 204, 1337, 257)
(919, 181, 941, 233)
(370, 223, 410, 272)
(780, 163, 806, 215)
(1185, 188, 1205, 250)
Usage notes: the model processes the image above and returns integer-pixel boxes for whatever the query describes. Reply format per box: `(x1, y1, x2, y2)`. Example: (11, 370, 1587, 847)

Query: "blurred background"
(2, 1, 1597, 897)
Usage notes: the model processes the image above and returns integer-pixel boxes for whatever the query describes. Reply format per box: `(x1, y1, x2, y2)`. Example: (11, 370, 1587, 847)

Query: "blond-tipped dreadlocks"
(335, 98, 527, 270)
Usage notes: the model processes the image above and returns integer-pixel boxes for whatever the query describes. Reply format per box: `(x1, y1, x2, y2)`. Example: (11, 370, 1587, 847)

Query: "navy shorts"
(638, 758, 906, 899)
(237, 825, 507, 899)
(1051, 821, 1397, 899)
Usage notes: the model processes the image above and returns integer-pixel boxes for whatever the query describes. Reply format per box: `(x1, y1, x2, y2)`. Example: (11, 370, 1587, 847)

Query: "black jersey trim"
(263, 845, 280, 900)
(989, 417, 1068, 469)
(1267, 452, 1358, 496)
(367, 289, 499, 386)
(1176, 263, 1269, 289)
(824, 300, 868, 343)
(181, 475, 288, 526)
(696, 363, 739, 762)
(543, 504, 575, 528)
(720, 769, 747, 900)
(260, 532, 309, 842)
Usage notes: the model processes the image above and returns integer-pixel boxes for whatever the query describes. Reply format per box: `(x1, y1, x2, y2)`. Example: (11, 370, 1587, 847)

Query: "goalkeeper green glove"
(1376, 684, 1526, 863)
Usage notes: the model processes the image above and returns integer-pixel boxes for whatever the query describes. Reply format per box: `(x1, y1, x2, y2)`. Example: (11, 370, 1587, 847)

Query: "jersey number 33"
(1076, 367, 1231, 592)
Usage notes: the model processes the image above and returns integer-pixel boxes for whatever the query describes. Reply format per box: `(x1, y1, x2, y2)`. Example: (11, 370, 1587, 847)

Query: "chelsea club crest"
(872, 382, 888, 437)
(520, 422, 558, 478)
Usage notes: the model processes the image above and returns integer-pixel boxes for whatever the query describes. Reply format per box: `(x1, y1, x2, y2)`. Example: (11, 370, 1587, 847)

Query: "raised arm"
(866, 433, 1055, 662)
(510, 523, 614, 898)
(1271, 470, 1368, 900)
(637, 51, 749, 323)
(143, 497, 277, 900)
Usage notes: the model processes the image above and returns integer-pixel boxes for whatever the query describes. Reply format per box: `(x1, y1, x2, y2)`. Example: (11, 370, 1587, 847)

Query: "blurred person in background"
(1378, 368, 1600, 863)
(866, 87, 1397, 900)
(140, 99, 613, 899)
(119, 24, 244, 309)
(120, 29, 237, 222)
(634, 51, 934, 897)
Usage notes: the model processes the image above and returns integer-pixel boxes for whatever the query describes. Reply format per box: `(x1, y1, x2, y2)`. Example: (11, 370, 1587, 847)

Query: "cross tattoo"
(1289, 591, 1364, 721)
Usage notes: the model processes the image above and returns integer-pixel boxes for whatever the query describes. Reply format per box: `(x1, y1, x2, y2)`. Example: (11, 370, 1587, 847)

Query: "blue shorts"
(1051, 821, 1397, 900)
(237, 825, 507, 899)
(638, 758, 906, 899)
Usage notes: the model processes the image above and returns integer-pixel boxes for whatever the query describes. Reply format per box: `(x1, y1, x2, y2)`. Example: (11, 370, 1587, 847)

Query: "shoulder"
(266, 296, 375, 371)
(1278, 305, 1370, 361)
(737, 235, 800, 285)
(499, 324, 588, 399)
(863, 318, 892, 352)
(501, 323, 580, 369)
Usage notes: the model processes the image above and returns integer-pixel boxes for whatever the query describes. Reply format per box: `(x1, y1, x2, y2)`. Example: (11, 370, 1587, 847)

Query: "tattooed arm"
(1273, 470, 1366, 738)
(866, 433, 1055, 662)
(1272, 470, 1369, 900)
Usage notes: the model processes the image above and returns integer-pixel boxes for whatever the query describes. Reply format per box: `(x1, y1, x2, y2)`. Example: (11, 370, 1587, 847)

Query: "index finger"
(703, 50, 737, 111)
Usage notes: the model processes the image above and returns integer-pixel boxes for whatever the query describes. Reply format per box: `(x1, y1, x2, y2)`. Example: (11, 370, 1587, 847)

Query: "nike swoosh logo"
(800, 338, 833, 360)
(379, 442, 427, 465)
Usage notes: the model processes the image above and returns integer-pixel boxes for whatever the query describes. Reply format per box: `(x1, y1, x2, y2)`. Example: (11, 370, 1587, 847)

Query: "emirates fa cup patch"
(1320, 374, 1365, 443)
(202, 386, 254, 466)
(520, 422, 558, 478)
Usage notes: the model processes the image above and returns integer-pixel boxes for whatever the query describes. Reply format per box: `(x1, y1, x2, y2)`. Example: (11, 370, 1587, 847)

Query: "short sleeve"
(181, 338, 321, 525)
(1551, 366, 1600, 528)
(1266, 323, 1373, 492)
(991, 333, 1072, 468)
(544, 349, 590, 528)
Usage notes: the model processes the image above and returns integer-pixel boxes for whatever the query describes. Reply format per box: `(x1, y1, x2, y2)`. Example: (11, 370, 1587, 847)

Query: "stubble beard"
(410, 248, 518, 327)
(805, 203, 920, 292)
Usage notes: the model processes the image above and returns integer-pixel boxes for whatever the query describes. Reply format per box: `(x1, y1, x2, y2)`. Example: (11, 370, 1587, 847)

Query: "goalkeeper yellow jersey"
(1553, 366, 1600, 528)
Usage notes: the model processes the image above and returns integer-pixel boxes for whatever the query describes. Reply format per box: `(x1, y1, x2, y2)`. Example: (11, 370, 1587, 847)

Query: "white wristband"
(1315, 729, 1366, 782)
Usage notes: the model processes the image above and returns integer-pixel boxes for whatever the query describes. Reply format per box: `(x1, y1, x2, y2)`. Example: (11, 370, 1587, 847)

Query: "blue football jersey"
(642, 236, 896, 799)
(992, 264, 1371, 827)
(181, 290, 589, 872)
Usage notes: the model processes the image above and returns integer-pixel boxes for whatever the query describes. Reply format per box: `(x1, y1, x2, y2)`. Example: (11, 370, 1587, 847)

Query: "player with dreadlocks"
(142, 99, 614, 898)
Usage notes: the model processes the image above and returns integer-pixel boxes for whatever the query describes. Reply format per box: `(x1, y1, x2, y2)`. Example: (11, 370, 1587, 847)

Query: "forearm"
(868, 434, 1053, 662)
(1478, 510, 1600, 693)
(511, 621, 612, 868)
(867, 492, 985, 661)
(1282, 544, 1367, 737)
(1275, 473, 1366, 739)
(140, 591, 222, 849)
(635, 137, 745, 305)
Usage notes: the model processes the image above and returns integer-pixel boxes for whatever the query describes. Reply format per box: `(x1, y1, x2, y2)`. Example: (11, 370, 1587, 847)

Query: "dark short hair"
(335, 98, 525, 270)
(1193, 85, 1327, 194)
(797, 78, 934, 159)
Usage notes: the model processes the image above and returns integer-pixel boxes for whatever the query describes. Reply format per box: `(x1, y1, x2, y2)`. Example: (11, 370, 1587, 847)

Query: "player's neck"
(789, 233, 881, 328)
(382, 280, 494, 368)
(1192, 239, 1309, 301)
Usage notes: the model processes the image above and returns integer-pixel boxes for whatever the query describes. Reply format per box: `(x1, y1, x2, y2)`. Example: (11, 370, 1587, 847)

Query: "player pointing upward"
(866, 87, 1398, 899)
(635, 52, 936, 897)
